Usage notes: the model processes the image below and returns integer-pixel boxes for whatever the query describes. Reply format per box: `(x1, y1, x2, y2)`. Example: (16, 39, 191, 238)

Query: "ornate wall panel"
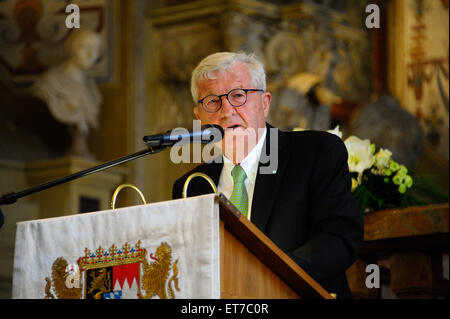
(387, 0, 449, 163)
(146, 0, 371, 133)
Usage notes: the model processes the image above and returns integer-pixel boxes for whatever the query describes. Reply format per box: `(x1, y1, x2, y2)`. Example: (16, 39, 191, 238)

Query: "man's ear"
(262, 92, 271, 118)
(193, 106, 200, 120)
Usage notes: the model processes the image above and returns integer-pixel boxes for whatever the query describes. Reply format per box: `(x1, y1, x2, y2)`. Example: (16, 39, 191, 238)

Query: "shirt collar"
(222, 127, 267, 183)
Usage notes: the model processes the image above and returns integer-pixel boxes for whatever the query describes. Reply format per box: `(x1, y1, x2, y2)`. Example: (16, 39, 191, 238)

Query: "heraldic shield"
(44, 240, 180, 299)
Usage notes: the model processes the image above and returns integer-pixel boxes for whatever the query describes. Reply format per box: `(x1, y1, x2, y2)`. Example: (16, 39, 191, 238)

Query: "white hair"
(190, 52, 266, 103)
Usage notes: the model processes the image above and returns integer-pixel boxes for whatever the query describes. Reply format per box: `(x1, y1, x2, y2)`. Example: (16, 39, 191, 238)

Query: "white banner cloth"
(12, 194, 220, 299)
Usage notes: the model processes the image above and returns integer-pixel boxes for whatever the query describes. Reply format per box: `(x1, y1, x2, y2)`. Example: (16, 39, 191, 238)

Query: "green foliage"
(353, 172, 449, 214)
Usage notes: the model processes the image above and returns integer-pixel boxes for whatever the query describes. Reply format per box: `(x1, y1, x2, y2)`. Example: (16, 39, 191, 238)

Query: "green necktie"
(229, 165, 248, 217)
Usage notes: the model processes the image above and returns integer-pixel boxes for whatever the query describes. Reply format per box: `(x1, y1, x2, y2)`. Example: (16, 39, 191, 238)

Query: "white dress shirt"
(217, 127, 267, 220)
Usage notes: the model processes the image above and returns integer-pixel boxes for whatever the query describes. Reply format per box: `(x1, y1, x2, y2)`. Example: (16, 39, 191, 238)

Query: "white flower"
(374, 148, 392, 170)
(327, 125, 343, 139)
(344, 136, 375, 177)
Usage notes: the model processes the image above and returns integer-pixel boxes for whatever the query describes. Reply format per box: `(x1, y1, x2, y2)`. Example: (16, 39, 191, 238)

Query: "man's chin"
(218, 137, 258, 164)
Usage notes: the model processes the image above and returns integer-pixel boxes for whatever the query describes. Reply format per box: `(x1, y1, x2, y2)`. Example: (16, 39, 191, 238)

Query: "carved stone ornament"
(146, 0, 372, 130)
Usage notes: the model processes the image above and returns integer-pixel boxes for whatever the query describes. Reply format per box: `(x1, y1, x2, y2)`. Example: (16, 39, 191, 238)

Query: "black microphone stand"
(0, 145, 167, 229)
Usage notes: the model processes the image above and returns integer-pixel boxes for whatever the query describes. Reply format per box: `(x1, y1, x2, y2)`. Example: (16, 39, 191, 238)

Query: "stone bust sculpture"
(32, 29, 102, 160)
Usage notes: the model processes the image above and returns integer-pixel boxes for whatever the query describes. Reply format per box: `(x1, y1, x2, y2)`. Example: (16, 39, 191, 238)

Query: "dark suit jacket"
(173, 123, 364, 298)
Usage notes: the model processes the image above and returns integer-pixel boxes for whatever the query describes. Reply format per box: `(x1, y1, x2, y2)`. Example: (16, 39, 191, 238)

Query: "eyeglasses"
(198, 88, 264, 113)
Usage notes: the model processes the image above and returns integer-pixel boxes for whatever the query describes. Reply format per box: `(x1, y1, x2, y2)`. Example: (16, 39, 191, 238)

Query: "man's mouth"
(225, 124, 243, 130)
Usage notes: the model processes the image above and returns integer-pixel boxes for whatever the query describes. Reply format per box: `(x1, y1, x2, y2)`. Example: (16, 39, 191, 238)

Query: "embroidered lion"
(88, 267, 112, 299)
(44, 257, 82, 299)
(141, 242, 179, 299)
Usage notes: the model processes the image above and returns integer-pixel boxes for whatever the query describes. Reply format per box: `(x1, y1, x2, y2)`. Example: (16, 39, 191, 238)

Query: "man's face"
(193, 62, 271, 163)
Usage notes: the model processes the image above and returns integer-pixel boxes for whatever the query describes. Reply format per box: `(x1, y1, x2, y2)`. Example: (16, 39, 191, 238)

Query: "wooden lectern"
(12, 192, 332, 299)
(216, 193, 333, 299)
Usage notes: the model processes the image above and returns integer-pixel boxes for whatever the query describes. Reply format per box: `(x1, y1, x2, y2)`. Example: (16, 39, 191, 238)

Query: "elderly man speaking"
(173, 52, 363, 299)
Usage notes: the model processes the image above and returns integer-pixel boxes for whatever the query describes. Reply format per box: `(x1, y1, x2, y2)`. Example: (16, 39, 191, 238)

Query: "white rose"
(344, 135, 375, 175)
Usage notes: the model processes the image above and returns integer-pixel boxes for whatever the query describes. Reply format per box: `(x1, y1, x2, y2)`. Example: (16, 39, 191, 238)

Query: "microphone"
(143, 124, 224, 148)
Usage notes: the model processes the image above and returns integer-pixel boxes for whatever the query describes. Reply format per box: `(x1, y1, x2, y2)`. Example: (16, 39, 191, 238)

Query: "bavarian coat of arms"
(43, 241, 180, 299)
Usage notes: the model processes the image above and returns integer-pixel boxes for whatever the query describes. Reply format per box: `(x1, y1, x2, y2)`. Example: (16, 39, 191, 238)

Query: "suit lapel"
(202, 159, 223, 187)
(251, 125, 290, 233)
(190, 125, 290, 233)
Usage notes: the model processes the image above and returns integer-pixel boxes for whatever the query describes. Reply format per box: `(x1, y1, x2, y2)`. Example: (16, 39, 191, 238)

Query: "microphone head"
(142, 124, 225, 148)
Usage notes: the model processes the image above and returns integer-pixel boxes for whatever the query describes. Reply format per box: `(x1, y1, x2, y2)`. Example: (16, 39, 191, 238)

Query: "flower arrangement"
(327, 126, 436, 214)
(294, 125, 448, 213)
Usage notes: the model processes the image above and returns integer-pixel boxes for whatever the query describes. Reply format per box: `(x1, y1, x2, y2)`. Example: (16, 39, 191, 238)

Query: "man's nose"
(219, 95, 235, 117)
